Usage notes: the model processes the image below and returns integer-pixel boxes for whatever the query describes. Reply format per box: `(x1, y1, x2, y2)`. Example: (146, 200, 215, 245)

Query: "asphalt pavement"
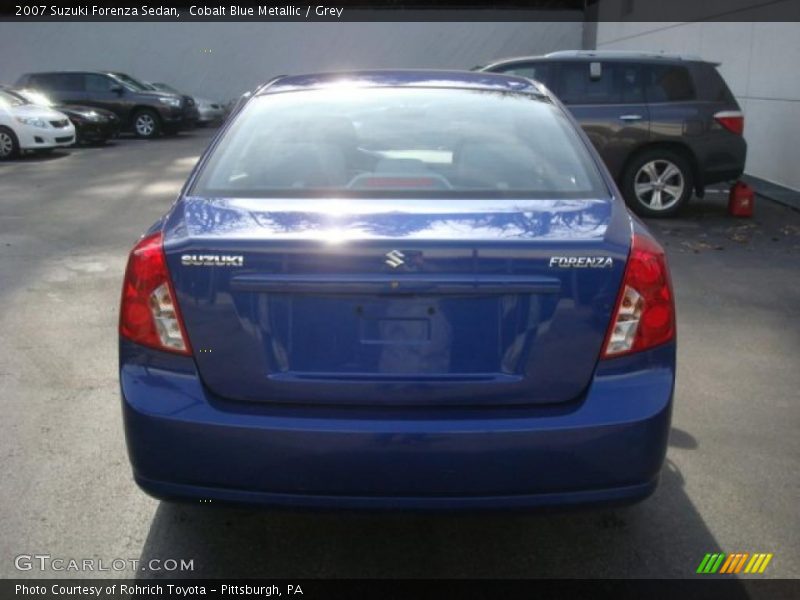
(0, 129, 798, 579)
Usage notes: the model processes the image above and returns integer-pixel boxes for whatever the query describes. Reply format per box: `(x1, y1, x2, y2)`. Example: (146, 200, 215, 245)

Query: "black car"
(15, 71, 190, 139)
(13, 88, 120, 144)
(142, 82, 201, 127)
(479, 51, 747, 216)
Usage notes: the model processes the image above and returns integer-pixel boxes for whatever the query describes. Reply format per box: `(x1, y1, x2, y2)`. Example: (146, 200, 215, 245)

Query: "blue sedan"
(119, 70, 675, 509)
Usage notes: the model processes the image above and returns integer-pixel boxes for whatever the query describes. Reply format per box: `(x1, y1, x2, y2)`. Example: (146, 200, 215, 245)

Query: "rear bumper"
(134, 474, 659, 510)
(697, 134, 747, 187)
(120, 341, 675, 510)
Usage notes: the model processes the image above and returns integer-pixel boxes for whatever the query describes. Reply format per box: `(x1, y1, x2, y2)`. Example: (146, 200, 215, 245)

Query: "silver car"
(148, 82, 225, 126)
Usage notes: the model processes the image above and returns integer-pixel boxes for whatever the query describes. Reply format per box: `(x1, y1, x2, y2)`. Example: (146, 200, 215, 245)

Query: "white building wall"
(595, 13, 800, 191)
(0, 21, 582, 101)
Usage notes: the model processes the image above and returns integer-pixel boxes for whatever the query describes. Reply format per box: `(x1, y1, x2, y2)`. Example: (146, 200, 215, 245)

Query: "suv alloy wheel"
(622, 149, 693, 217)
(133, 109, 160, 139)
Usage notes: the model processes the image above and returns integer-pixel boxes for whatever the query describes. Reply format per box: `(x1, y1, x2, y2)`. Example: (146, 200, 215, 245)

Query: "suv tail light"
(602, 234, 675, 358)
(714, 110, 744, 135)
(119, 231, 191, 355)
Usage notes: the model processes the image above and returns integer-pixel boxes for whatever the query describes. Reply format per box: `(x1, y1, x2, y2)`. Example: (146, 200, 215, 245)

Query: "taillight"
(602, 234, 674, 358)
(714, 110, 744, 135)
(119, 231, 191, 355)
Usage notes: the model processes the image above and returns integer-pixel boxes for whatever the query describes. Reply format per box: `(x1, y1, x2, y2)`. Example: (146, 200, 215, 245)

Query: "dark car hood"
(138, 90, 182, 101)
(56, 105, 118, 119)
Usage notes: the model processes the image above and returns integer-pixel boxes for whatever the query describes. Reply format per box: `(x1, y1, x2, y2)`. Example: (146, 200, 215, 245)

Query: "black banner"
(2, 0, 800, 22)
(3, 579, 800, 600)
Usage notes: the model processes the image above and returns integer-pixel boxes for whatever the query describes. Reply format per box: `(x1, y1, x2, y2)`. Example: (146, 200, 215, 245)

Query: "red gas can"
(728, 181, 754, 218)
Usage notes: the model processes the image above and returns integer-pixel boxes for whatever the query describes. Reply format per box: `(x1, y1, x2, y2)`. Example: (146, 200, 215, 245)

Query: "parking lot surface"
(1, 130, 798, 579)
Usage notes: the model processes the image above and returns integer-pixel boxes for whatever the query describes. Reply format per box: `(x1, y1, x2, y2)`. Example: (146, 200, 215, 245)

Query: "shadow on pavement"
(136, 452, 739, 579)
(14, 149, 71, 162)
(74, 140, 120, 149)
(669, 427, 698, 450)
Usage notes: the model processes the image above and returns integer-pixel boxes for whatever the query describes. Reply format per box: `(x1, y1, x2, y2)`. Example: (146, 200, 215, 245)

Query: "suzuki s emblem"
(385, 250, 406, 268)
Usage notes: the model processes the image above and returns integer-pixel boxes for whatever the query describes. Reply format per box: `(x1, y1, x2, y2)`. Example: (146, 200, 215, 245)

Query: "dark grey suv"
(15, 71, 191, 139)
(479, 51, 746, 217)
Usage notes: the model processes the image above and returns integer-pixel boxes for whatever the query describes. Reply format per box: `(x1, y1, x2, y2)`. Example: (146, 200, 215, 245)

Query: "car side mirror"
(110, 85, 124, 95)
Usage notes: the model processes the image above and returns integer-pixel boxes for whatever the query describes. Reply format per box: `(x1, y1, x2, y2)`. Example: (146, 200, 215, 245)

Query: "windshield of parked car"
(0, 89, 29, 107)
(191, 86, 608, 199)
(16, 89, 55, 107)
(111, 73, 150, 92)
(153, 83, 179, 94)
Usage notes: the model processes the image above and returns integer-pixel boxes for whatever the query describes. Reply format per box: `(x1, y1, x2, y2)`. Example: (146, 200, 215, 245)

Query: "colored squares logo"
(697, 552, 773, 574)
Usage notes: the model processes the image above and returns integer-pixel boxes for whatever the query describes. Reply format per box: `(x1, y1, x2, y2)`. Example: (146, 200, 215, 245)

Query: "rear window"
(0, 89, 27, 107)
(556, 62, 645, 105)
(111, 73, 150, 92)
(644, 65, 695, 102)
(191, 86, 607, 199)
(691, 63, 737, 104)
(28, 73, 83, 92)
(559, 62, 619, 105)
(85, 74, 117, 93)
(492, 63, 555, 89)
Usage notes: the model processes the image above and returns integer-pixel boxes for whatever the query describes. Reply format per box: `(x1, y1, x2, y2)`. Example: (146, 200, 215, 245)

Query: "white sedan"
(0, 88, 76, 160)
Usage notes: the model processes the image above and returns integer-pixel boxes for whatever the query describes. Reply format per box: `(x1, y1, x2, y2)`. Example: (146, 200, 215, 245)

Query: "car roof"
(482, 50, 713, 70)
(21, 70, 118, 77)
(257, 70, 548, 96)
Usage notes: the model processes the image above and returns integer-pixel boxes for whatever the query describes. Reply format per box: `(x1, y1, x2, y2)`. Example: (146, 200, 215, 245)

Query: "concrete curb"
(743, 175, 800, 212)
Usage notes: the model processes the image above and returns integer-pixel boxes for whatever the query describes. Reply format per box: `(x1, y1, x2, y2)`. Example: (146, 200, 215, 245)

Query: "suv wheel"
(0, 127, 19, 160)
(132, 110, 160, 139)
(622, 150, 693, 218)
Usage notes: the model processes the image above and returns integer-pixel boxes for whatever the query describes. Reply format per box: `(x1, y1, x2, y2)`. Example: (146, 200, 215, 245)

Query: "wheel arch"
(129, 106, 162, 128)
(620, 142, 702, 196)
(0, 125, 20, 158)
(0, 124, 18, 137)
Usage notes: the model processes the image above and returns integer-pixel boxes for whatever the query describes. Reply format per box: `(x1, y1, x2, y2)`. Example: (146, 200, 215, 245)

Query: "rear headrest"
(271, 116, 358, 147)
(375, 158, 431, 173)
(258, 142, 347, 188)
(455, 141, 540, 189)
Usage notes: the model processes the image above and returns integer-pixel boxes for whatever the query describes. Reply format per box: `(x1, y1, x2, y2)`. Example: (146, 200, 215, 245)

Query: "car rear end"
(119, 73, 676, 509)
(686, 60, 747, 187)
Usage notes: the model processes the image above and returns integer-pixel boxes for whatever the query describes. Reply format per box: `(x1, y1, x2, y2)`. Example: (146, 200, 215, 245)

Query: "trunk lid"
(163, 196, 631, 406)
